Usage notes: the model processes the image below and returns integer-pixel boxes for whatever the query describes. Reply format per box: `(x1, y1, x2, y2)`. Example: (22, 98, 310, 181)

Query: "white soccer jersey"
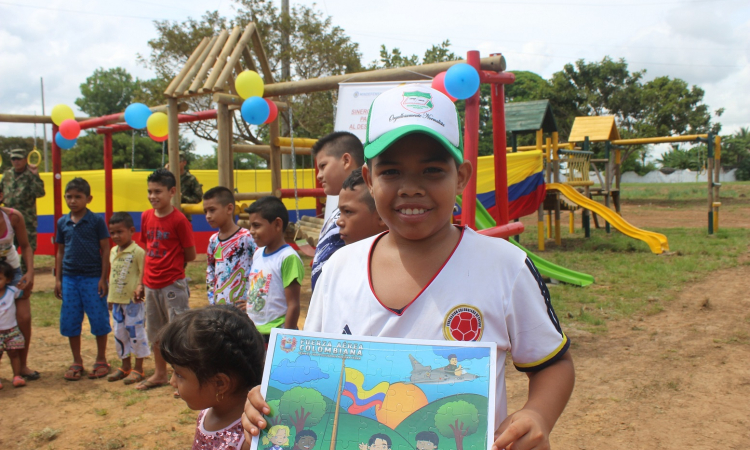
(305, 227, 569, 429)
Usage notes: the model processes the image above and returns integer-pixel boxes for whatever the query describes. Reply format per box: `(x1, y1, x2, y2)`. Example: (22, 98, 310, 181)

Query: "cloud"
(432, 346, 489, 362)
(270, 355, 330, 385)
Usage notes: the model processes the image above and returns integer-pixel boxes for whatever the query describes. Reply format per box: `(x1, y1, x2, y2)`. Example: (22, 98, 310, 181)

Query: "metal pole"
(490, 80, 509, 226)
(706, 133, 714, 235)
(131, 130, 135, 169)
(460, 51, 481, 230)
(40, 77, 49, 172)
(104, 133, 114, 224)
(52, 124, 62, 256)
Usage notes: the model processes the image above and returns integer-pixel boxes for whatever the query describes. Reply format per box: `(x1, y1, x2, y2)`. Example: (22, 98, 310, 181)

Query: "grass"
(525, 226, 750, 332)
(29, 427, 61, 443)
(620, 181, 750, 202)
(31, 290, 61, 328)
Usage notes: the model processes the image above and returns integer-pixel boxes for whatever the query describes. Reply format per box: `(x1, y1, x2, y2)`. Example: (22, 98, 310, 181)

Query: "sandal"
(88, 362, 111, 379)
(107, 368, 131, 382)
(21, 370, 41, 381)
(64, 364, 85, 381)
(123, 370, 144, 385)
(13, 376, 26, 388)
(135, 379, 169, 391)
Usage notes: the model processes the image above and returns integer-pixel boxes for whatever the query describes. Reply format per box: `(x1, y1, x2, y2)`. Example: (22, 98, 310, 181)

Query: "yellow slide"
(548, 183, 669, 254)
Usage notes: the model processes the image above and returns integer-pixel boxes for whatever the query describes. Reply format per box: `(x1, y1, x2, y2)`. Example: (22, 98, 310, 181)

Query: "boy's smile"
(363, 134, 470, 242)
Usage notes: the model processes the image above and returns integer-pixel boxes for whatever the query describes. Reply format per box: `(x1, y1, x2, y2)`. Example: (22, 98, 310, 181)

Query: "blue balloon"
(444, 63, 480, 100)
(55, 132, 77, 149)
(241, 97, 270, 125)
(124, 103, 152, 130)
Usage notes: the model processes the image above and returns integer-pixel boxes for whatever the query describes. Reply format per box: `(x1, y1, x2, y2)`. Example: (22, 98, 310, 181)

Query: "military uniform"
(180, 170, 203, 204)
(0, 150, 45, 252)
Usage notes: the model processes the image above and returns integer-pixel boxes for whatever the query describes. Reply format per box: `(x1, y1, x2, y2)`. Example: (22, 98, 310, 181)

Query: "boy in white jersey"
(244, 196, 304, 343)
(310, 132, 364, 291)
(243, 85, 574, 450)
(204, 186, 256, 307)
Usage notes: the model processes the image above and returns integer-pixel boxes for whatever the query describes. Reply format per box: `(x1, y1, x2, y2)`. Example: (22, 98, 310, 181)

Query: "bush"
(736, 158, 750, 181)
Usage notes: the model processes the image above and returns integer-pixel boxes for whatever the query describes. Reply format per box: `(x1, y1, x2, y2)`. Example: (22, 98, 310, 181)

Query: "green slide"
(458, 197, 594, 287)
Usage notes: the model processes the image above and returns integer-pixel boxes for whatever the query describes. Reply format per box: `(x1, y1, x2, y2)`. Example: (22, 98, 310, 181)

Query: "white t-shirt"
(247, 245, 304, 331)
(305, 227, 569, 429)
(0, 285, 21, 329)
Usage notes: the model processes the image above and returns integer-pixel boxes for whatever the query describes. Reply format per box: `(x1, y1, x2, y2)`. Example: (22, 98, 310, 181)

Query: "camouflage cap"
(179, 150, 188, 160)
(9, 148, 26, 159)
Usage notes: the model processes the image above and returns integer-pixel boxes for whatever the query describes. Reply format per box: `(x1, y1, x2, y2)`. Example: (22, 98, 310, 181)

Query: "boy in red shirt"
(136, 169, 196, 393)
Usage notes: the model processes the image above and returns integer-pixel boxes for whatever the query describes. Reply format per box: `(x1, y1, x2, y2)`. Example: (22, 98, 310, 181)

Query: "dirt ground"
(1, 201, 748, 450)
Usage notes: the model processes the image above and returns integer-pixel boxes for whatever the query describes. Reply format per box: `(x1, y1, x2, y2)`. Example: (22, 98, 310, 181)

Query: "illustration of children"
(415, 431, 439, 450)
(292, 430, 317, 450)
(441, 354, 463, 377)
(263, 424, 291, 450)
(359, 433, 392, 450)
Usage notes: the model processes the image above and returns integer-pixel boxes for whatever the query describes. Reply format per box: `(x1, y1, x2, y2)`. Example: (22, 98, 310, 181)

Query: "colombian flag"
(475, 150, 546, 221)
(342, 368, 389, 414)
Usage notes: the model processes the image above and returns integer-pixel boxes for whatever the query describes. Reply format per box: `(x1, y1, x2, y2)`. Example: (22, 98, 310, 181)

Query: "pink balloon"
(59, 119, 81, 140)
(149, 131, 168, 142)
(264, 98, 279, 124)
(431, 72, 457, 102)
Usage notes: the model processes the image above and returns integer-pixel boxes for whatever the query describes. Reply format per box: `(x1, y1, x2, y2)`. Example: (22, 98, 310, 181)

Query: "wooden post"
(217, 103, 231, 189)
(582, 137, 591, 238)
(227, 109, 235, 192)
(603, 142, 611, 234)
(569, 211, 575, 235)
(552, 132, 560, 183)
(167, 98, 181, 208)
(707, 134, 714, 235)
(269, 115, 282, 193)
(535, 129, 543, 150)
(713, 135, 721, 232)
(103, 133, 113, 224)
(537, 204, 545, 251)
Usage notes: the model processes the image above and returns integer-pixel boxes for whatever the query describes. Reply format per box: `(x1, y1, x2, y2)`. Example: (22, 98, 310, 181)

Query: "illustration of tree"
(267, 400, 282, 426)
(279, 387, 327, 434)
(435, 401, 479, 450)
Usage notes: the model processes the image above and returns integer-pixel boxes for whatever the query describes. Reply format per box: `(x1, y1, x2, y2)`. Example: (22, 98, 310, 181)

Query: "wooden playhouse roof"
(504, 100, 557, 134)
(568, 116, 621, 142)
(163, 23, 274, 99)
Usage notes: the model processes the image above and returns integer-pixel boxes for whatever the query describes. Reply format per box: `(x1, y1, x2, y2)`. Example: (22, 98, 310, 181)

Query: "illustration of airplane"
(406, 355, 479, 384)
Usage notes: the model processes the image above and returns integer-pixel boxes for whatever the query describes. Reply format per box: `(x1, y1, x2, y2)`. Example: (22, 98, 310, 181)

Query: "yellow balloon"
(51, 104, 74, 126)
(147, 112, 169, 138)
(235, 70, 264, 100)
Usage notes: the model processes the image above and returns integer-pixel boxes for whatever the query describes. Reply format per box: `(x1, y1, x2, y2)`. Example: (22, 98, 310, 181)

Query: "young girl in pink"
(159, 305, 265, 449)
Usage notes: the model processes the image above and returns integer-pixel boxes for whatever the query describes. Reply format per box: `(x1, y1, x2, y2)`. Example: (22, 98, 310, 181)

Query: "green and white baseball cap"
(364, 84, 463, 163)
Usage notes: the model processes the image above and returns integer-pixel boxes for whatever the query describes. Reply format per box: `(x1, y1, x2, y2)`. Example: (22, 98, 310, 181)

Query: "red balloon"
(431, 72, 457, 102)
(149, 131, 168, 142)
(59, 119, 81, 140)
(264, 98, 279, 124)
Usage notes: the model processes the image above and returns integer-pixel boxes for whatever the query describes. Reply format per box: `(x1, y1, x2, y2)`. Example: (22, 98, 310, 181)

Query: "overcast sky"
(1, 0, 748, 157)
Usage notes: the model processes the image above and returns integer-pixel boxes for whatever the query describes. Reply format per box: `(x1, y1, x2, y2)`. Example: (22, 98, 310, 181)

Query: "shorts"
(112, 302, 151, 359)
(0, 326, 25, 351)
(145, 279, 190, 342)
(60, 275, 111, 337)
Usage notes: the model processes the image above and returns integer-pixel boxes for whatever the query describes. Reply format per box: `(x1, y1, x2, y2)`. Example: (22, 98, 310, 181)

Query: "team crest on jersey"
(401, 91, 434, 113)
(280, 336, 297, 353)
(443, 304, 484, 341)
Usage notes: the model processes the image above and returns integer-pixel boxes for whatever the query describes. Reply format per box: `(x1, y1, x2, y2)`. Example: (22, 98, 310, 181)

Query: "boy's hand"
(54, 280, 63, 300)
(19, 272, 34, 289)
(108, 303, 113, 311)
(98, 278, 108, 298)
(234, 299, 247, 310)
(134, 285, 144, 303)
(493, 409, 550, 450)
(242, 386, 270, 441)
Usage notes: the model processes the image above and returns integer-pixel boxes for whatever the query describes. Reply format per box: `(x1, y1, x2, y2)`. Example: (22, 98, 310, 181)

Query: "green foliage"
(190, 147, 268, 170)
(721, 127, 750, 168)
(0, 136, 49, 171)
(736, 157, 750, 181)
(434, 401, 479, 450)
(278, 387, 326, 433)
(505, 71, 547, 103)
(657, 146, 706, 171)
(75, 67, 140, 117)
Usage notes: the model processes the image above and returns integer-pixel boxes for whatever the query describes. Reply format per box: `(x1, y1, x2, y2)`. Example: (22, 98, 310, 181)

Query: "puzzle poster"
(253, 330, 496, 450)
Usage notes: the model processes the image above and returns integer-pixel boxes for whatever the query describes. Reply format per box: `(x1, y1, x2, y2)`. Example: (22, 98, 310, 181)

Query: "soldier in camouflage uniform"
(179, 151, 203, 204)
(0, 148, 45, 380)
(1, 149, 45, 253)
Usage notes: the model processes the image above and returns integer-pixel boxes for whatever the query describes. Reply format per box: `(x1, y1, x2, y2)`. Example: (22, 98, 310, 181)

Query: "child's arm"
(183, 246, 196, 263)
(54, 244, 65, 300)
(493, 353, 574, 450)
(134, 252, 145, 303)
(283, 281, 301, 329)
(10, 210, 34, 289)
(206, 242, 216, 304)
(99, 238, 111, 297)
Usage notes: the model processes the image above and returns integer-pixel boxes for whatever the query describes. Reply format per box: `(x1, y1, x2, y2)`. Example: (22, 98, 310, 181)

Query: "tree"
(505, 71, 547, 103)
(61, 132, 193, 171)
(657, 146, 705, 171)
(434, 401, 479, 450)
(140, 0, 363, 145)
(721, 127, 750, 168)
(278, 387, 326, 434)
(266, 400, 283, 426)
(75, 67, 141, 117)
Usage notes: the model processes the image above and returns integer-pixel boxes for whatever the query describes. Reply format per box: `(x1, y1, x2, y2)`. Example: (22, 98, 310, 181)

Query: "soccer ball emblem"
(444, 305, 484, 341)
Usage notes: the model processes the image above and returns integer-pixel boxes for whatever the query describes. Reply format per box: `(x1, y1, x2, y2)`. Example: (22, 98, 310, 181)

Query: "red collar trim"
(367, 226, 466, 316)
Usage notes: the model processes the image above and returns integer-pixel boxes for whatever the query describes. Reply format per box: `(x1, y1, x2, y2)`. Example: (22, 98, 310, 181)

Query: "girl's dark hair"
(158, 305, 265, 392)
(0, 260, 15, 280)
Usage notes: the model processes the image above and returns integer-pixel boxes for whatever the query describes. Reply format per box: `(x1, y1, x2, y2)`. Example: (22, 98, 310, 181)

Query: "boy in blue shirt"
(54, 178, 112, 381)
